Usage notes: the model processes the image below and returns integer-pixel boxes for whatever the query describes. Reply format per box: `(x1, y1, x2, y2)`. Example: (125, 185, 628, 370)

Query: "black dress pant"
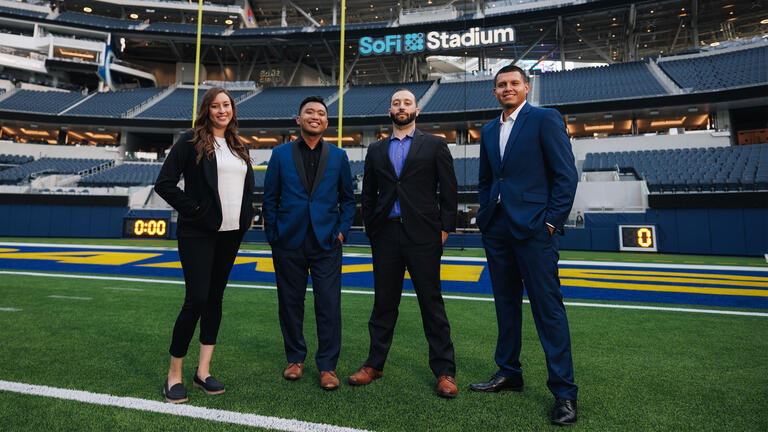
(169, 229, 243, 358)
(272, 232, 343, 372)
(365, 220, 456, 377)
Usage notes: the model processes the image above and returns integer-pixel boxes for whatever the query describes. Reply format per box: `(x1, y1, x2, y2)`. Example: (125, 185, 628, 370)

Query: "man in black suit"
(348, 88, 459, 398)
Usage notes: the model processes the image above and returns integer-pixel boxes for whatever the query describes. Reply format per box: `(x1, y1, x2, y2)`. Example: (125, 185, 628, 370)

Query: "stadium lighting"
(19, 128, 49, 137)
(583, 124, 614, 132)
(83, 7, 92, 13)
(710, 42, 720, 47)
(58, 49, 96, 60)
(130, 13, 138, 19)
(650, 117, 687, 127)
(761, 19, 768, 25)
(225, 19, 233, 25)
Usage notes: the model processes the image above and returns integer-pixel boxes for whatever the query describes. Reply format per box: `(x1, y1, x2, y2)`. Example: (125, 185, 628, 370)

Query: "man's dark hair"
(298, 96, 327, 114)
(390, 88, 418, 107)
(494, 64, 529, 85)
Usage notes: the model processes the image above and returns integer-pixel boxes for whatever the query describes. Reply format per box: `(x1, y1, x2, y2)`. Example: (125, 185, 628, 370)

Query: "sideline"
(2, 270, 766, 317)
(0, 380, 371, 432)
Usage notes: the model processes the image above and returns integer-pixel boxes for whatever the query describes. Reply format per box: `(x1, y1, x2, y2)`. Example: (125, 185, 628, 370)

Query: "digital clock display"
(618, 225, 657, 252)
(123, 218, 170, 238)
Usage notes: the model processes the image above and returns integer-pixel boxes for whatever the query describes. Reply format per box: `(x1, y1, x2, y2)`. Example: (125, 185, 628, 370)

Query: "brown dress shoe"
(436, 375, 457, 399)
(348, 366, 382, 386)
(320, 371, 339, 391)
(283, 363, 303, 381)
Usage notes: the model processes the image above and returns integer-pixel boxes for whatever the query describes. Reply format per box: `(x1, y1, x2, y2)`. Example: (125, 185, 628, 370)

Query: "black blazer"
(362, 128, 458, 244)
(155, 130, 255, 237)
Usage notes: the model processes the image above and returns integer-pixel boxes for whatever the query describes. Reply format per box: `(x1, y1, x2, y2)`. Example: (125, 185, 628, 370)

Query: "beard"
(389, 111, 417, 126)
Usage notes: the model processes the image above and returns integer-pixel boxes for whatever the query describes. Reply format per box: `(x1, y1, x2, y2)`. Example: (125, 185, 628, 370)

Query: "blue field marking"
(0, 244, 766, 309)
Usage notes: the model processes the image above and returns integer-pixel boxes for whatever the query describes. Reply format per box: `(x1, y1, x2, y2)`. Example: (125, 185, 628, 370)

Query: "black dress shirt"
(298, 138, 323, 188)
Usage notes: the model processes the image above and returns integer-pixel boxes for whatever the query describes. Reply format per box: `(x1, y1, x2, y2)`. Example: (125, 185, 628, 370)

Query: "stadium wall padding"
(0, 205, 764, 256)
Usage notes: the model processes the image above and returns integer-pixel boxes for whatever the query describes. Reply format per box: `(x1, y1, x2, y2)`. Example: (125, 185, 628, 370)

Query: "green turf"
(1, 273, 766, 431)
(1, 236, 765, 267)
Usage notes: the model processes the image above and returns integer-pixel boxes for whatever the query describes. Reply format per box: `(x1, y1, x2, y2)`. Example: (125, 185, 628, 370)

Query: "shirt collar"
(297, 136, 324, 151)
(390, 129, 415, 142)
(499, 100, 527, 124)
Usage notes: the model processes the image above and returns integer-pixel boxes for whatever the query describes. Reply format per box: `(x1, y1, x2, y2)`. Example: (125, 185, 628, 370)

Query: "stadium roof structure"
(2, 0, 766, 86)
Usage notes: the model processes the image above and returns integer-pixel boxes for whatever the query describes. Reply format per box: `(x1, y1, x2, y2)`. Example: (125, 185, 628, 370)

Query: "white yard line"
(0, 380, 371, 432)
(2, 270, 765, 317)
(104, 287, 144, 292)
(0, 307, 22, 312)
(48, 295, 92, 301)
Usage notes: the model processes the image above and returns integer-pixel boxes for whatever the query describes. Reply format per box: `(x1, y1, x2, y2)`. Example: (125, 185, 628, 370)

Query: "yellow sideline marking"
(560, 277, 767, 297)
(0, 250, 160, 266)
(559, 268, 768, 287)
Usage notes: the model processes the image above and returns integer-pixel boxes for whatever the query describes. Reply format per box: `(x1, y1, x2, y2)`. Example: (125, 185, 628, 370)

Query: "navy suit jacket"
(476, 102, 577, 239)
(262, 139, 355, 250)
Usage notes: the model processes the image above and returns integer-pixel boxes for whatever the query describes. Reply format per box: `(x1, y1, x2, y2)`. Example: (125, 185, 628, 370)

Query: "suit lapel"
(487, 120, 503, 170)
(379, 137, 397, 179)
(310, 140, 330, 196)
(398, 128, 421, 177)
(500, 102, 531, 168)
(291, 140, 311, 195)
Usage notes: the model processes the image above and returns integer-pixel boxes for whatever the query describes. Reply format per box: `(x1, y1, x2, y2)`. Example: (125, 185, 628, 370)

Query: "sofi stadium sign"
(359, 27, 515, 56)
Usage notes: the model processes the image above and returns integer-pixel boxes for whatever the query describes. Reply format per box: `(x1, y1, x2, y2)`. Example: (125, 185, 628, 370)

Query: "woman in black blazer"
(155, 87, 254, 403)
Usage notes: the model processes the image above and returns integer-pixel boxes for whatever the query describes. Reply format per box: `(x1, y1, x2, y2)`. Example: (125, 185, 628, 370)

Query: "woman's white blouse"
(214, 136, 247, 231)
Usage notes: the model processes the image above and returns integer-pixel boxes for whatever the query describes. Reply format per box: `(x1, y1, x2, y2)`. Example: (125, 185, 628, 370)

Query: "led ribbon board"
(618, 225, 658, 252)
(123, 218, 170, 239)
(359, 27, 515, 56)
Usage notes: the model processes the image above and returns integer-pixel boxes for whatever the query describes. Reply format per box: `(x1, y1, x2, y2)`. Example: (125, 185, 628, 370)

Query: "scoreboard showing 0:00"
(618, 225, 658, 252)
(123, 218, 170, 239)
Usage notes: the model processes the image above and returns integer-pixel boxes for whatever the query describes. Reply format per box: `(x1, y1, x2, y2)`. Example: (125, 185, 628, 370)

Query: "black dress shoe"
(163, 379, 188, 404)
(469, 374, 524, 392)
(551, 397, 578, 426)
(193, 368, 226, 395)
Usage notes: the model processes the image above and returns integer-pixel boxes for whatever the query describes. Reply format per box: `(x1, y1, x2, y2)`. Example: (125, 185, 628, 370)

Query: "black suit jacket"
(362, 128, 457, 244)
(154, 130, 255, 237)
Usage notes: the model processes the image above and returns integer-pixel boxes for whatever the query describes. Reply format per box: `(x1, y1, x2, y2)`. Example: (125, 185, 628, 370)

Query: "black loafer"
(163, 379, 188, 404)
(193, 367, 226, 395)
(469, 374, 524, 392)
(551, 397, 578, 426)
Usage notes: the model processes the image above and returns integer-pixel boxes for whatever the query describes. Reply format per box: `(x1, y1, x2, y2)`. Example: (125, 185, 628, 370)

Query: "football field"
(1, 237, 767, 431)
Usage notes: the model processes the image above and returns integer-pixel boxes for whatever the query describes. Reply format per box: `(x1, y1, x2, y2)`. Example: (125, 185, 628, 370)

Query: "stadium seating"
(0, 154, 34, 165)
(56, 12, 141, 30)
(237, 86, 337, 119)
(67, 88, 167, 117)
(0, 5, 48, 19)
(452, 157, 480, 191)
(658, 46, 768, 91)
(137, 88, 251, 119)
(0, 157, 112, 185)
(538, 61, 668, 104)
(0, 90, 86, 114)
(326, 82, 433, 117)
(78, 162, 162, 187)
(422, 80, 497, 113)
(582, 143, 768, 192)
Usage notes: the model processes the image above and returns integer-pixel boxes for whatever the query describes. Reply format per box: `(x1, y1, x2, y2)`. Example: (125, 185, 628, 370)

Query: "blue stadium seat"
(421, 80, 497, 113)
(137, 88, 250, 119)
(658, 46, 768, 91)
(237, 86, 337, 119)
(326, 82, 433, 117)
(0, 158, 111, 185)
(68, 88, 167, 117)
(78, 163, 162, 187)
(0, 90, 86, 114)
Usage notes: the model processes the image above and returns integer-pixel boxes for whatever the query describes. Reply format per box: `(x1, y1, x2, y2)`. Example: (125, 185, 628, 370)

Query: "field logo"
(359, 27, 514, 56)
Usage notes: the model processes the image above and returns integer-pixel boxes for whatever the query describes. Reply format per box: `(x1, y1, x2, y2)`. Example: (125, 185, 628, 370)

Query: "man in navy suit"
(263, 96, 355, 391)
(469, 65, 579, 426)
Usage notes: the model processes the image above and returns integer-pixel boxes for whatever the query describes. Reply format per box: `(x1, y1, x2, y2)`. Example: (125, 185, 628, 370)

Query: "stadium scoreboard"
(618, 225, 657, 252)
(123, 217, 170, 238)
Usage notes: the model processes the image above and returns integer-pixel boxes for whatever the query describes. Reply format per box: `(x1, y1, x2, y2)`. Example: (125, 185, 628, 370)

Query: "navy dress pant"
(272, 232, 342, 372)
(482, 208, 578, 400)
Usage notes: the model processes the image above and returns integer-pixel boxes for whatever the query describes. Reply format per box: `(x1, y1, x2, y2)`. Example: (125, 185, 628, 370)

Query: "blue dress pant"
(482, 207, 578, 400)
(272, 232, 342, 372)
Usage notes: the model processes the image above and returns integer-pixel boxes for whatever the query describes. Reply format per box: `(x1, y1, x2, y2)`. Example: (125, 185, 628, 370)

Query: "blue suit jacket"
(476, 102, 578, 239)
(262, 139, 355, 250)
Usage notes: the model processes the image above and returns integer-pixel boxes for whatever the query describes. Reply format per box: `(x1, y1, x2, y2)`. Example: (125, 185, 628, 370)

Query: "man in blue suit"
(469, 65, 579, 426)
(263, 96, 355, 391)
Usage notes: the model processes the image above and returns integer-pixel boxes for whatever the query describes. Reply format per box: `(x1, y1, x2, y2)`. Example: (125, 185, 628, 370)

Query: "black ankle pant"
(169, 229, 243, 358)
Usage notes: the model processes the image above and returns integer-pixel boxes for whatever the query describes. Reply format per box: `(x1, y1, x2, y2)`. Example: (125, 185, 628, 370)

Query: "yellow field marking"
(140, 257, 275, 273)
(0, 250, 161, 266)
(560, 277, 767, 297)
(559, 268, 768, 287)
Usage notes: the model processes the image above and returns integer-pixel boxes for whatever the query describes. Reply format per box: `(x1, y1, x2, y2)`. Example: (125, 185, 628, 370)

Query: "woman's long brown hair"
(191, 87, 251, 165)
